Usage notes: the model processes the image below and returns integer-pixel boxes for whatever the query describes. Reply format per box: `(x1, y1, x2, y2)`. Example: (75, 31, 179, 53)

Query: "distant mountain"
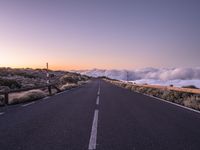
(76, 67, 200, 88)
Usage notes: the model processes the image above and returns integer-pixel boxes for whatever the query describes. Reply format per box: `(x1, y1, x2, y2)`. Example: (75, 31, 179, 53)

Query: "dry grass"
(59, 74, 90, 91)
(137, 84, 200, 94)
(77, 80, 89, 85)
(125, 84, 133, 90)
(0, 73, 90, 106)
(60, 78, 89, 91)
(183, 96, 200, 110)
(9, 89, 46, 104)
(60, 83, 78, 91)
(59, 73, 89, 84)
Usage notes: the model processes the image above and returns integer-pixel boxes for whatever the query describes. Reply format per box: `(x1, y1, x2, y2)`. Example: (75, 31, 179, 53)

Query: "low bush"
(59, 74, 82, 84)
(125, 84, 133, 90)
(183, 96, 200, 110)
(60, 83, 78, 91)
(15, 72, 37, 79)
(0, 78, 21, 89)
(9, 89, 46, 104)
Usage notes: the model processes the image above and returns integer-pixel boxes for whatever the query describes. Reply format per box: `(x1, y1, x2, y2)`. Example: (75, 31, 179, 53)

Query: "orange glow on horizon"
(0, 64, 87, 71)
(0, 62, 114, 71)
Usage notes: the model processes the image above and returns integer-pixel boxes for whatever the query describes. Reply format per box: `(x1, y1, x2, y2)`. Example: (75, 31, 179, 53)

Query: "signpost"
(46, 62, 49, 84)
(46, 62, 52, 95)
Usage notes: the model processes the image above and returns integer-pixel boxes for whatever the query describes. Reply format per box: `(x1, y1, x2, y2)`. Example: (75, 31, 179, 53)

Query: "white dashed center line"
(96, 96, 100, 105)
(88, 109, 99, 150)
(97, 86, 100, 95)
(0, 112, 5, 115)
(88, 83, 100, 150)
(88, 82, 101, 150)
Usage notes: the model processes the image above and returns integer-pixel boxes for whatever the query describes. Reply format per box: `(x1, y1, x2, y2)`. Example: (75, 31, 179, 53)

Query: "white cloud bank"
(78, 68, 200, 88)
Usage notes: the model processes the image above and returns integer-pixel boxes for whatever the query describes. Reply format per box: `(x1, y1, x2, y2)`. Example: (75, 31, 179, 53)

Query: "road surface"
(0, 79, 200, 150)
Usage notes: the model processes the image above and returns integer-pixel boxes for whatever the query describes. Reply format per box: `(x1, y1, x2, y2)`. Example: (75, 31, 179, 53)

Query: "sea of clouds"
(79, 67, 200, 88)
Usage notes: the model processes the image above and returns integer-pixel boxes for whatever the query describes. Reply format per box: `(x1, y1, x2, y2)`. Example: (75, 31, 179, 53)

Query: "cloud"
(80, 67, 200, 80)
(79, 67, 200, 88)
(132, 79, 200, 88)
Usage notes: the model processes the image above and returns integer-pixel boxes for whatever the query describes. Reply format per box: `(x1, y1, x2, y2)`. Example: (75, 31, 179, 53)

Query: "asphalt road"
(0, 79, 200, 150)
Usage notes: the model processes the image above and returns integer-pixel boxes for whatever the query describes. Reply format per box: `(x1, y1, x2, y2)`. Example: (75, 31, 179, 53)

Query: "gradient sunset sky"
(0, 0, 199, 70)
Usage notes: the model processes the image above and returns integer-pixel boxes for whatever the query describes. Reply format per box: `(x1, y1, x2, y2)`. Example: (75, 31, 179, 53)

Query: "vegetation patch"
(0, 78, 21, 89)
(9, 90, 46, 104)
(60, 83, 78, 90)
(0, 68, 91, 106)
(59, 73, 90, 85)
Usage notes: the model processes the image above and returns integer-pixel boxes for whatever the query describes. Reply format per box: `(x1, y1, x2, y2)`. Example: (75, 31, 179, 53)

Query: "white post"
(46, 62, 49, 84)
(127, 71, 128, 82)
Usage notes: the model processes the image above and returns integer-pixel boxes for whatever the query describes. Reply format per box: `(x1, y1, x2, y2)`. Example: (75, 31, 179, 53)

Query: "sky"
(0, 0, 199, 70)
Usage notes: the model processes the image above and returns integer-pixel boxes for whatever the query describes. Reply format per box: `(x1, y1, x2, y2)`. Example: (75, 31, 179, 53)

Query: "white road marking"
(142, 93, 200, 114)
(88, 109, 99, 150)
(97, 86, 100, 95)
(96, 96, 100, 105)
(60, 91, 66, 94)
(43, 96, 49, 100)
(55, 93, 61, 96)
(22, 101, 35, 107)
(55, 91, 68, 96)
(0, 112, 5, 115)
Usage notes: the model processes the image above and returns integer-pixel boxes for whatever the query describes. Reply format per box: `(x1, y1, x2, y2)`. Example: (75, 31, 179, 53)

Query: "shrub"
(125, 84, 133, 90)
(9, 89, 46, 104)
(183, 96, 200, 110)
(120, 83, 127, 88)
(59, 74, 82, 84)
(15, 72, 37, 79)
(0, 78, 21, 89)
(60, 83, 78, 91)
